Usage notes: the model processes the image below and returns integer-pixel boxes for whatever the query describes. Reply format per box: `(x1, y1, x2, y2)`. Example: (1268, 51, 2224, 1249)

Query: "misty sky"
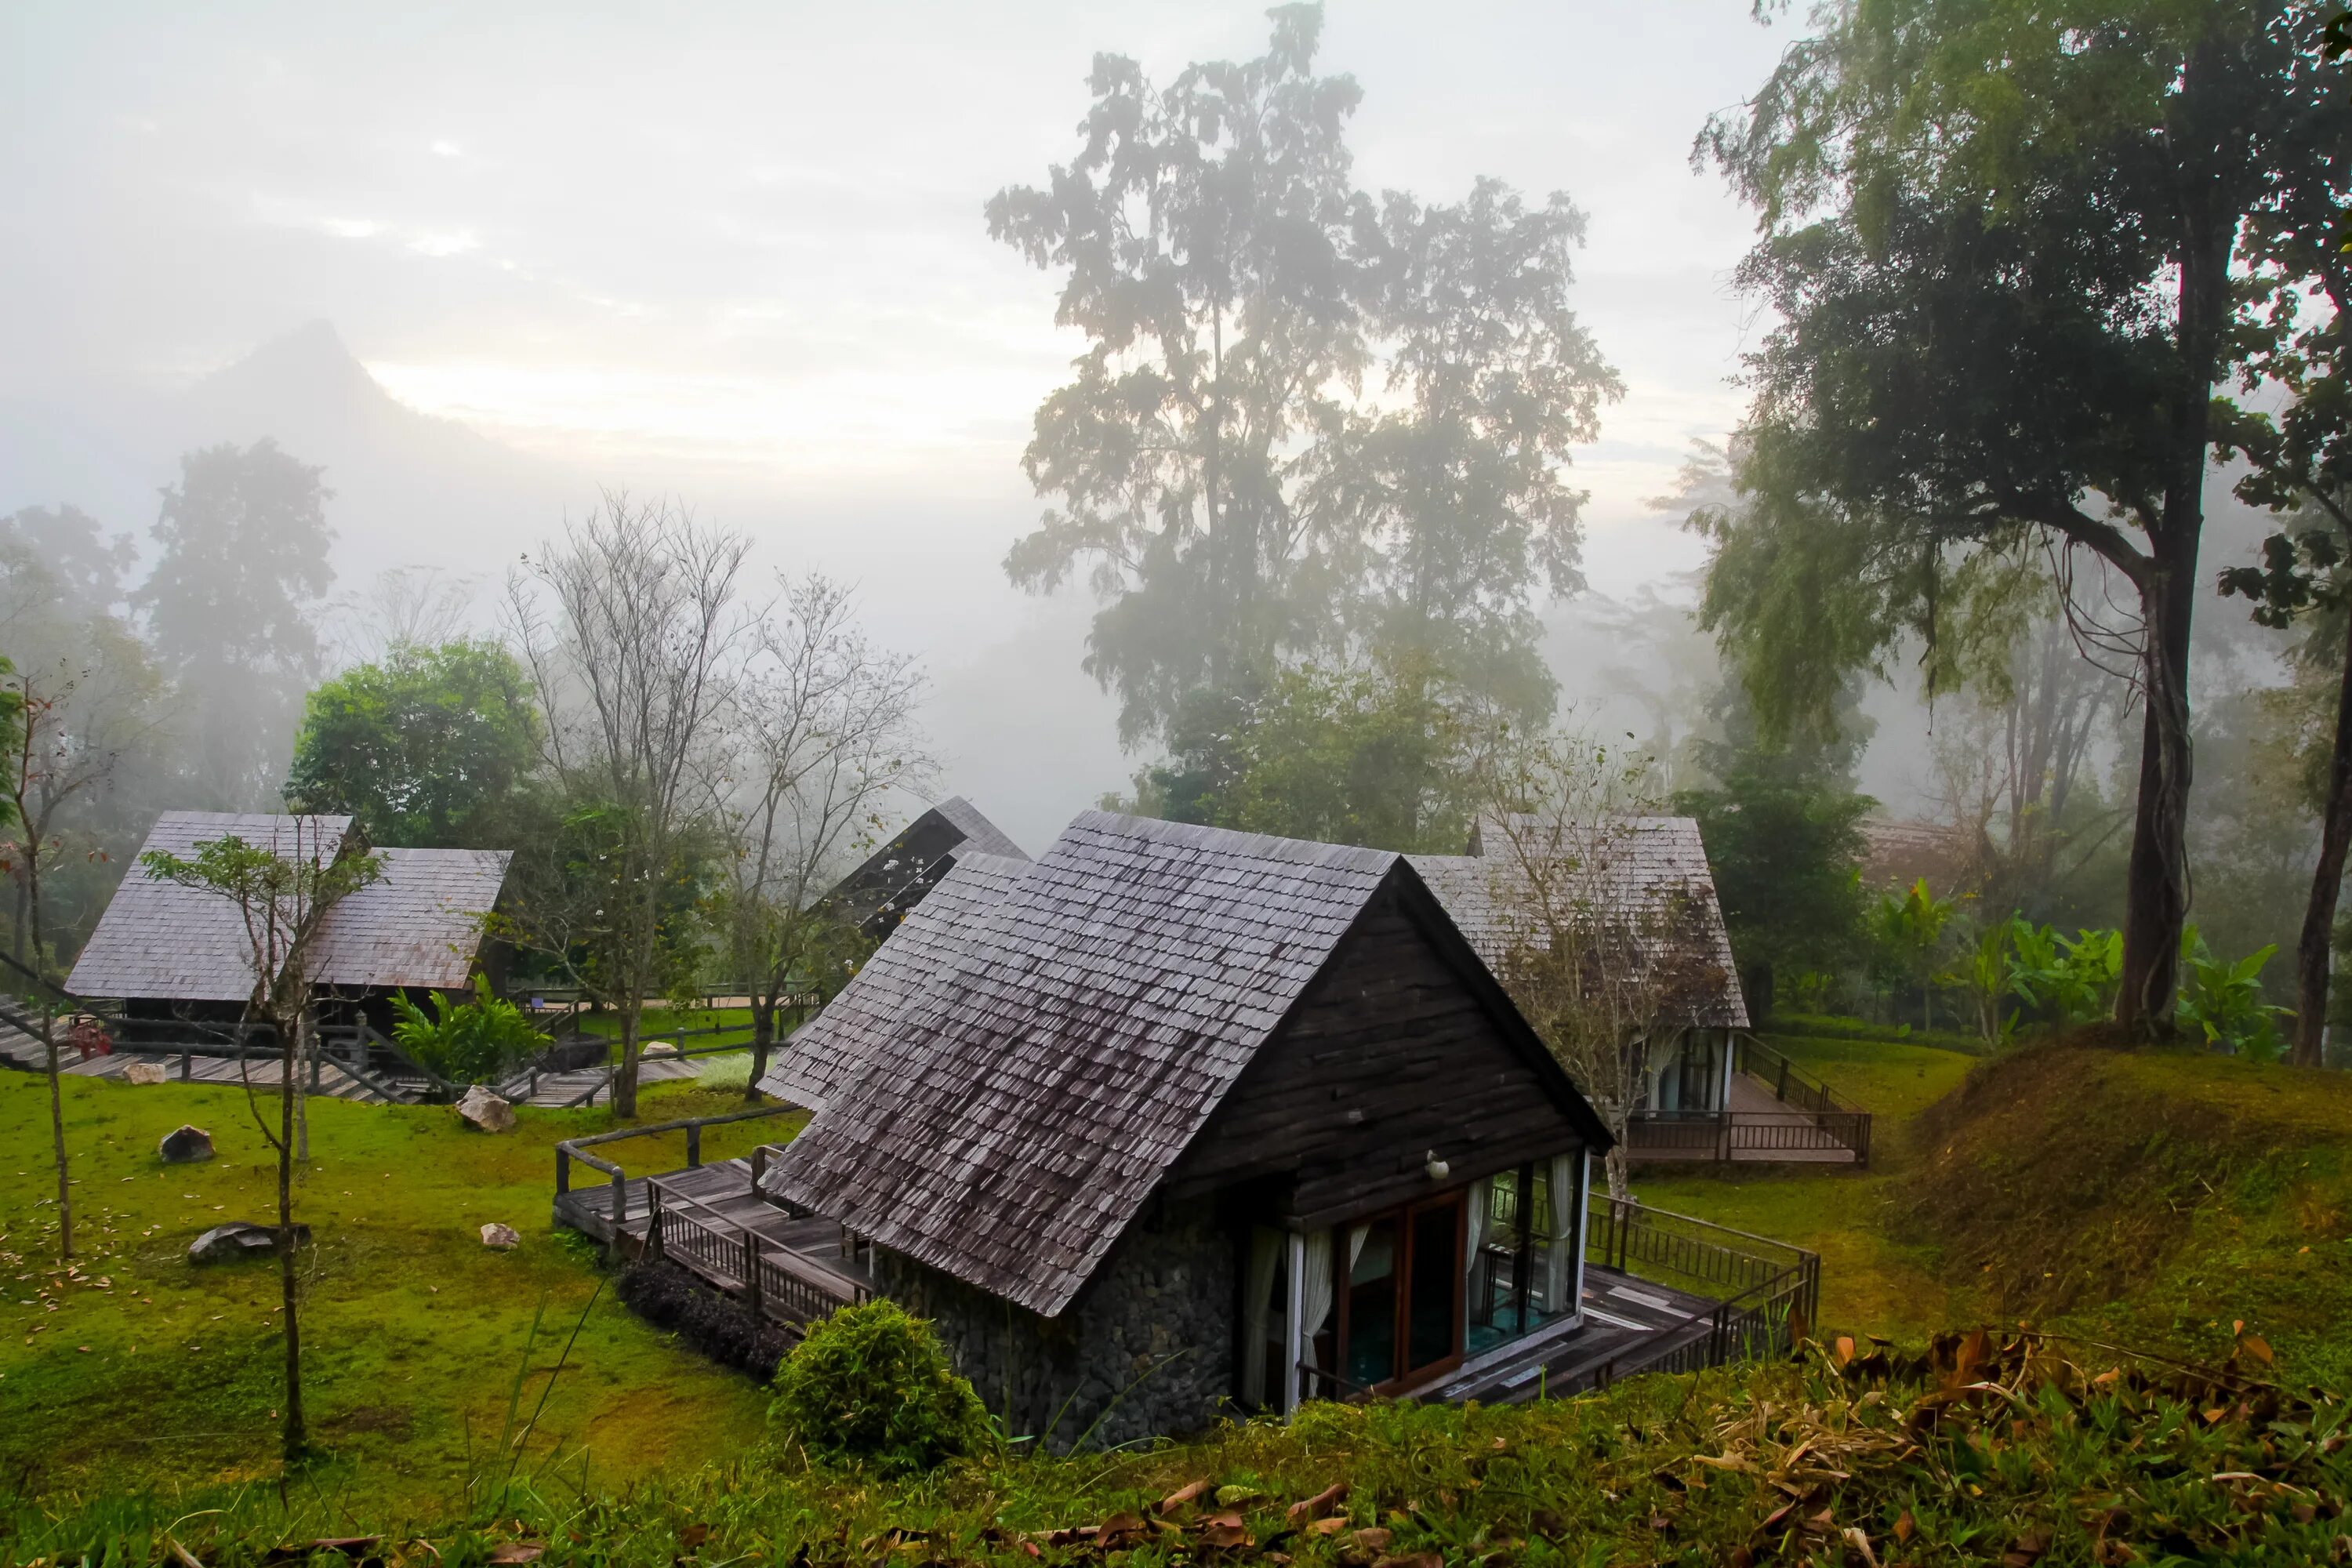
(2, 2, 1802, 843)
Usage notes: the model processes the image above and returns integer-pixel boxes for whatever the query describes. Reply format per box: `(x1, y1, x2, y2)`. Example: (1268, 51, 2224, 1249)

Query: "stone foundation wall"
(874, 1197, 1235, 1450)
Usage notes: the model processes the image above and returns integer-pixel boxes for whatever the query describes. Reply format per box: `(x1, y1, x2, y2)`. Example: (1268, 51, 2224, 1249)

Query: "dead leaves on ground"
(1684, 1323, 2348, 1564)
(1023, 1477, 1367, 1562)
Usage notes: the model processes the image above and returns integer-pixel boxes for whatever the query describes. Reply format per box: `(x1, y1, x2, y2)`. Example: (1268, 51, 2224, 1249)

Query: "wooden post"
(647, 1182, 664, 1261)
(751, 1144, 768, 1196)
(1777, 1058, 1790, 1102)
(556, 1146, 571, 1196)
(687, 1121, 702, 1169)
(745, 1232, 762, 1319)
(1283, 1230, 1307, 1417)
(610, 1171, 626, 1232)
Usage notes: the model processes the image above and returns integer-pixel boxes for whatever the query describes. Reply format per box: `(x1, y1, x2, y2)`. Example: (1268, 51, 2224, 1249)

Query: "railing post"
(557, 1146, 571, 1197)
(647, 1183, 664, 1261)
(751, 1144, 767, 1196)
(745, 1232, 762, 1319)
(687, 1121, 702, 1169)
(610, 1171, 626, 1232)
(1777, 1058, 1790, 1102)
(1716, 1111, 1730, 1163)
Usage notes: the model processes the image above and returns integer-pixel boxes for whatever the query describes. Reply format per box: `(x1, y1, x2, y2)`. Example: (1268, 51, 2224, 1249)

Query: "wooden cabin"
(757, 811, 1613, 1446)
(817, 795, 1028, 942)
(66, 811, 512, 1037)
(1411, 815, 1748, 1117)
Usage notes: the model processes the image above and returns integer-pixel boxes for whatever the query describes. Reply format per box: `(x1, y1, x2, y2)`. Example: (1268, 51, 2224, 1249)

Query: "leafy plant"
(1961, 913, 2033, 1047)
(2007, 923, 2123, 1028)
(2176, 927, 2290, 1062)
(1867, 878, 1960, 1029)
(390, 974, 546, 1084)
(768, 1300, 992, 1475)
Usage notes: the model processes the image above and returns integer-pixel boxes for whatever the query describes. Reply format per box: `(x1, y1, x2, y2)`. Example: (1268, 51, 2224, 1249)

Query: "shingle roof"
(931, 797, 1029, 862)
(821, 797, 1029, 935)
(757, 851, 1033, 1111)
(310, 848, 514, 990)
(1413, 814, 1748, 1029)
(66, 813, 508, 1001)
(761, 811, 1414, 1317)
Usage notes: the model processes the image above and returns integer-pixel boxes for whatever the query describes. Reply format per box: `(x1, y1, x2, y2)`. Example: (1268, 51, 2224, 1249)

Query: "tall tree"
(1699, 0, 2350, 1032)
(285, 639, 542, 848)
(140, 819, 381, 1461)
(506, 496, 747, 1118)
(133, 441, 336, 809)
(990, 5, 1617, 750)
(714, 575, 931, 1101)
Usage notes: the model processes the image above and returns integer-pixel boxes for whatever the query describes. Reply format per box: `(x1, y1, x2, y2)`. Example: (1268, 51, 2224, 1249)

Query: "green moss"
(0, 1070, 771, 1505)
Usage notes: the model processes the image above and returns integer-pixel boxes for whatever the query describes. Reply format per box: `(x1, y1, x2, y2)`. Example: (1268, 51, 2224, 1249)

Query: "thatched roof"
(66, 812, 509, 1001)
(1411, 815, 1748, 1029)
(761, 810, 1600, 1317)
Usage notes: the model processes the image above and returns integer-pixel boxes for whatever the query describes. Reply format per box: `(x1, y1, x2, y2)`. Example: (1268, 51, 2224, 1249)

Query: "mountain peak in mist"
(189, 319, 405, 436)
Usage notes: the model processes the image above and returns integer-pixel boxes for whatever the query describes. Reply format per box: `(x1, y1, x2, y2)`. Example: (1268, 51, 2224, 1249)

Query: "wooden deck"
(1427, 1267, 1724, 1403)
(1624, 1075, 1867, 1165)
(552, 1122, 872, 1334)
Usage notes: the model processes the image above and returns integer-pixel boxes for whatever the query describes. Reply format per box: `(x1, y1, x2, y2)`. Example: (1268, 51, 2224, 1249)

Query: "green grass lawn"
(1630, 1027, 1980, 1341)
(0, 1069, 779, 1507)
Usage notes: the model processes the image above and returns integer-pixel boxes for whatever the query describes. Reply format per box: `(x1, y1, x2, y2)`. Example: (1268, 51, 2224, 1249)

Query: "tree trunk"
(294, 1010, 310, 1162)
(746, 989, 774, 1103)
(1603, 1141, 1629, 1203)
(615, 1001, 640, 1119)
(2292, 607, 2352, 1069)
(44, 1007, 71, 1260)
(2114, 522, 2199, 1037)
(277, 1014, 307, 1460)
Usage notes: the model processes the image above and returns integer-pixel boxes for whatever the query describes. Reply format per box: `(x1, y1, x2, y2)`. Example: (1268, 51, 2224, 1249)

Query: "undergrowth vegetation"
(11, 1329, 2345, 1566)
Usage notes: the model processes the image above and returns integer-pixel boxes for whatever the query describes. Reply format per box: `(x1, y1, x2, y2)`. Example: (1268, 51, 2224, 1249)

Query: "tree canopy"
(1697, 0, 2350, 1029)
(284, 639, 542, 849)
(992, 3, 1616, 750)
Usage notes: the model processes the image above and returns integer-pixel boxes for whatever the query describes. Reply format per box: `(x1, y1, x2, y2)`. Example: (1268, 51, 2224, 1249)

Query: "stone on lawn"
(480, 1222, 521, 1250)
(189, 1220, 310, 1263)
(122, 1060, 168, 1086)
(159, 1124, 214, 1163)
(641, 1040, 677, 1058)
(456, 1083, 517, 1133)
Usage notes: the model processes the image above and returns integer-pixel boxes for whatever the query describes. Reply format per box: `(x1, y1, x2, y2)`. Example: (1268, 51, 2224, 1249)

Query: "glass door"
(1400, 1193, 1465, 1383)
(1338, 1193, 1467, 1393)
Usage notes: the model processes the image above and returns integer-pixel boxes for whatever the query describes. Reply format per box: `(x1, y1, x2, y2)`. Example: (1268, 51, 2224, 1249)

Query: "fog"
(0, 2, 1806, 850)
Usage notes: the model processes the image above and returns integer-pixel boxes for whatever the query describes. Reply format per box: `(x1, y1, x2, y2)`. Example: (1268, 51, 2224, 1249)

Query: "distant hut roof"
(1857, 816, 1972, 894)
(757, 850, 1033, 1112)
(310, 848, 514, 991)
(66, 812, 509, 1001)
(821, 796, 1029, 936)
(762, 810, 1606, 1318)
(1411, 814, 1749, 1029)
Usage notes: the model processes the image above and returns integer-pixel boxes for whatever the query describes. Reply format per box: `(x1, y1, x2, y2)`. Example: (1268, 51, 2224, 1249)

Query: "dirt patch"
(1897, 1040, 2336, 1317)
(328, 1405, 415, 1438)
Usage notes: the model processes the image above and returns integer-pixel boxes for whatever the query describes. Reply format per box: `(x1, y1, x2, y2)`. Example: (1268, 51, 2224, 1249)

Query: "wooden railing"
(1734, 1034, 1867, 1119)
(1584, 1195, 1820, 1347)
(1625, 1107, 1873, 1165)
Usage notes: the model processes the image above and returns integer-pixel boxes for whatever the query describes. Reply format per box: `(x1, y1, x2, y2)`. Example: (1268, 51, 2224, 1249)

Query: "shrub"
(390, 974, 547, 1083)
(769, 1300, 992, 1475)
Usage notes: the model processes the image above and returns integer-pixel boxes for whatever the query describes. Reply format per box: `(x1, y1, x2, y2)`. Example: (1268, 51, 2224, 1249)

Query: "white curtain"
(1298, 1229, 1335, 1370)
(1242, 1226, 1283, 1407)
(1544, 1153, 1577, 1315)
(1463, 1178, 1490, 1324)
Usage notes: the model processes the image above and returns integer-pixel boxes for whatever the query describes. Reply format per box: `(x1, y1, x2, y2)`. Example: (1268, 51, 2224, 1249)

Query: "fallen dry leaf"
(1286, 1483, 1348, 1525)
(485, 1546, 544, 1566)
(1157, 1479, 1210, 1515)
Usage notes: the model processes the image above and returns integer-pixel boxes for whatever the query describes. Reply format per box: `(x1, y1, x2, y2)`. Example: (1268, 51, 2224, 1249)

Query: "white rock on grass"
(641, 1040, 678, 1058)
(480, 1222, 522, 1250)
(122, 1061, 168, 1086)
(455, 1083, 517, 1133)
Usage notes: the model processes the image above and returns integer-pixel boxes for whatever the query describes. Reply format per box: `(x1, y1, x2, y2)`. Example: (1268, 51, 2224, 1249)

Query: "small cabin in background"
(66, 811, 512, 1041)
(818, 795, 1028, 941)
(1412, 815, 1748, 1117)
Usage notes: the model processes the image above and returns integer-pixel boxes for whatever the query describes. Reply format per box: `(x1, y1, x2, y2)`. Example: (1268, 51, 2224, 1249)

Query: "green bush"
(768, 1301, 992, 1475)
(390, 974, 547, 1083)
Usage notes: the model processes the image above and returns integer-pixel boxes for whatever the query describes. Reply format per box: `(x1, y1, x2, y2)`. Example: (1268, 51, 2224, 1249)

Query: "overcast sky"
(2, 2, 1800, 837)
(4, 1, 1788, 565)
